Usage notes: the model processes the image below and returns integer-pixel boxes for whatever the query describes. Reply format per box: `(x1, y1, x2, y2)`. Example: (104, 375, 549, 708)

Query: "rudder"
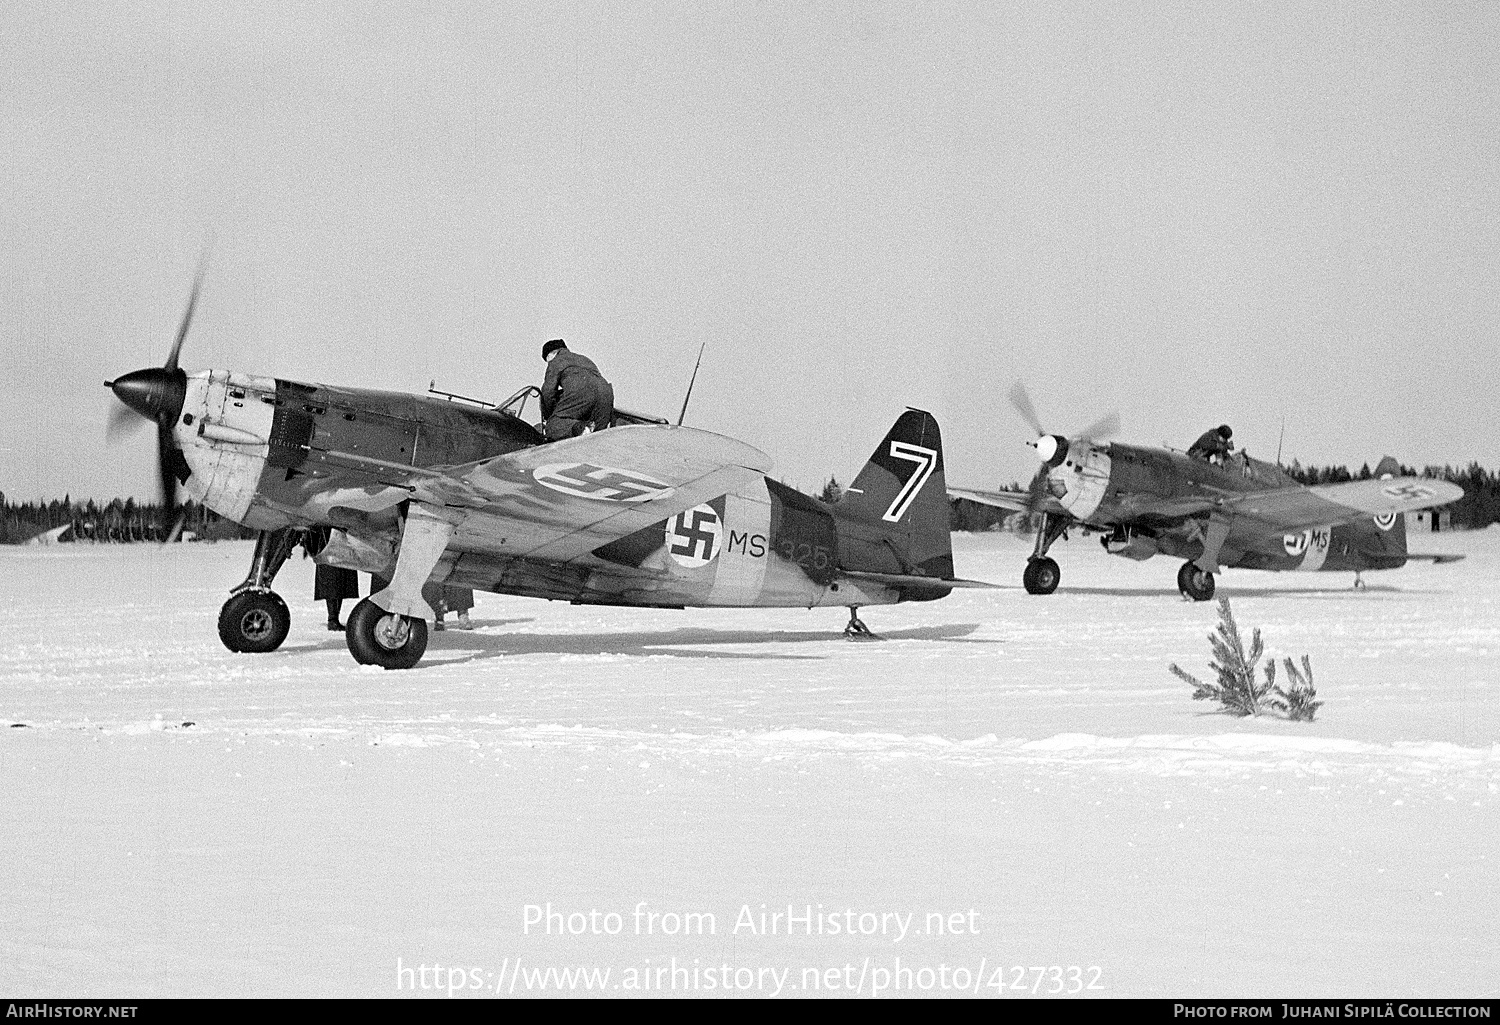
(1369, 455, 1409, 560)
(835, 409, 954, 579)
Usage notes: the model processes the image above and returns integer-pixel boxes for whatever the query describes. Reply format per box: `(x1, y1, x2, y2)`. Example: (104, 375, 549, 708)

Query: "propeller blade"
(163, 255, 207, 373)
(156, 425, 179, 529)
(1076, 411, 1120, 442)
(107, 258, 206, 542)
(1007, 381, 1045, 437)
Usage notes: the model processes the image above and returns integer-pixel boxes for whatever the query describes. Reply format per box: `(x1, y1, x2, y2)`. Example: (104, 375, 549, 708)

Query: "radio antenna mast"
(1275, 410, 1287, 466)
(676, 343, 706, 426)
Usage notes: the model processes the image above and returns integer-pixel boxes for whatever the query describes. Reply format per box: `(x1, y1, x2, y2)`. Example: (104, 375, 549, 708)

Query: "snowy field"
(2, 530, 1497, 998)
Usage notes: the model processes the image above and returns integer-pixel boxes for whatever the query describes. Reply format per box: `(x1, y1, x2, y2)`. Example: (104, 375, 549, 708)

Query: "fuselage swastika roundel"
(666, 504, 722, 568)
(532, 463, 676, 502)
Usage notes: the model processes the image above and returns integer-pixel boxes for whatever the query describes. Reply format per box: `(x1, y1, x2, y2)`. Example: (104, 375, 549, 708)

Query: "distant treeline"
(0, 494, 255, 544)
(945, 461, 1500, 533)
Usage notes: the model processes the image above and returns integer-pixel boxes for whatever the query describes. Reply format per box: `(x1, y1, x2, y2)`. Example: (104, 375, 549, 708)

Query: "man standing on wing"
(539, 338, 614, 441)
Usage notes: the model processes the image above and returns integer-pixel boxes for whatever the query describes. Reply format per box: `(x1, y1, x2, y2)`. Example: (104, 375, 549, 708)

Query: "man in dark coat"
(314, 565, 359, 630)
(306, 524, 360, 630)
(1188, 424, 1234, 463)
(539, 338, 614, 441)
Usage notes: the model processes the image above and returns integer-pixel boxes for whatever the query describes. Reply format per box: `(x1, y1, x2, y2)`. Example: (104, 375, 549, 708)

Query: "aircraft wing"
(1220, 477, 1464, 533)
(947, 486, 1067, 517)
(419, 425, 773, 563)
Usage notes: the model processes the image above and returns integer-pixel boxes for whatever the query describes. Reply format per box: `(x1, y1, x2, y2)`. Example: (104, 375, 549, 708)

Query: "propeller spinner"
(1034, 433, 1069, 468)
(107, 366, 186, 425)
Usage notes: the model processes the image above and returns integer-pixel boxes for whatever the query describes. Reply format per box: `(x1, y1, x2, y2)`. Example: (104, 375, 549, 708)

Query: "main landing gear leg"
(346, 504, 456, 670)
(1353, 571, 1366, 591)
(218, 527, 300, 653)
(1023, 513, 1068, 595)
(844, 606, 880, 640)
(1180, 513, 1231, 602)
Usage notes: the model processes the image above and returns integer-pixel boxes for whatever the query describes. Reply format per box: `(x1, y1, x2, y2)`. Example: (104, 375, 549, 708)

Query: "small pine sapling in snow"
(1169, 597, 1275, 716)
(1169, 597, 1319, 720)
(1272, 655, 1322, 722)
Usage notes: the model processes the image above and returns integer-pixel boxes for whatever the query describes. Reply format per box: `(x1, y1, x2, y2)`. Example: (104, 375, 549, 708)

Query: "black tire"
(1177, 561, 1216, 602)
(346, 598, 428, 670)
(218, 590, 291, 653)
(1023, 557, 1061, 595)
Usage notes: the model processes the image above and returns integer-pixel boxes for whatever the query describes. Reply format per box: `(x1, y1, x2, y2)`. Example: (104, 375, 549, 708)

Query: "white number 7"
(883, 442, 938, 522)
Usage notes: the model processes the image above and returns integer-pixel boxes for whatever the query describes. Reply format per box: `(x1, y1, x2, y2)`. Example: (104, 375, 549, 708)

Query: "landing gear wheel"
(218, 590, 291, 653)
(346, 598, 429, 670)
(1023, 557, 1060, 595)
(844, 607, 880, 640)
(1177, 561, 1216, 602)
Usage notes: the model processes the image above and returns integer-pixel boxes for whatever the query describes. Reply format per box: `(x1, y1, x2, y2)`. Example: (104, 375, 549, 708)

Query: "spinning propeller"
(104, 260, 206, 543)
(1007, 382, 1120, 511)
(1008, 381, 1119, 466)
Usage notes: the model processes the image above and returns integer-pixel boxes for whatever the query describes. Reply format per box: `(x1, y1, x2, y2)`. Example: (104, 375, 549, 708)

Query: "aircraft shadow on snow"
(284, 621, 988, 665)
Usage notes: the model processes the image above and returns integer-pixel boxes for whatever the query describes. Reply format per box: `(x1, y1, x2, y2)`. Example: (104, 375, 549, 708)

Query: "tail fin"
(1369, 455, 1409, 559)
(833, 409, 954, 580)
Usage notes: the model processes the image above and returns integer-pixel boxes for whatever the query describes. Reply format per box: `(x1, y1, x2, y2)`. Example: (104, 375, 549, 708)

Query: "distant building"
(1407, 509, 1450, 533)
(25, 524, 74, 545)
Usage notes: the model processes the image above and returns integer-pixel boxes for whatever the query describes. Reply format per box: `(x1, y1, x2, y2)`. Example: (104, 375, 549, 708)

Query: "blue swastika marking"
(532, 463, 675, 502)
(665, 505, 722, 567)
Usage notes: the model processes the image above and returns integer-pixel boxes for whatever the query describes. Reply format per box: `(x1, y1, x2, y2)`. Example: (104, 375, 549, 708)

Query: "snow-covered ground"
(2, 530, 1496, 998)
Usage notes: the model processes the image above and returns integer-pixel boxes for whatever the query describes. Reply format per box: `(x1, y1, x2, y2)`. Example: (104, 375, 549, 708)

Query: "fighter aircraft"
(105, 275, 988, 668)
(949, 384, 1464, 601)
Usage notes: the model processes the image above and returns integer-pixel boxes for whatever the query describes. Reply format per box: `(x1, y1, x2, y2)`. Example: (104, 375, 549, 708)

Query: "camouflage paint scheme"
(951, 434, 1463, 596)
(171, 370, 966, 615)
(1060, 443, 1424, 574)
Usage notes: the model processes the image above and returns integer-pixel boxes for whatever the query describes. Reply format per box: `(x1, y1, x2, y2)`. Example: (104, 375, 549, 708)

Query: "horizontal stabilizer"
(947, 486, 1029, 512)
(1403, 553, 1466, 564)
(840, 569, 999, 590)
(1228, 476, 1464, 532)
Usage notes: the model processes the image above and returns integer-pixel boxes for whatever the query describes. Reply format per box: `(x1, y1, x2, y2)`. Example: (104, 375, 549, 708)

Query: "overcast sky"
(3, 2, 1497, 503)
